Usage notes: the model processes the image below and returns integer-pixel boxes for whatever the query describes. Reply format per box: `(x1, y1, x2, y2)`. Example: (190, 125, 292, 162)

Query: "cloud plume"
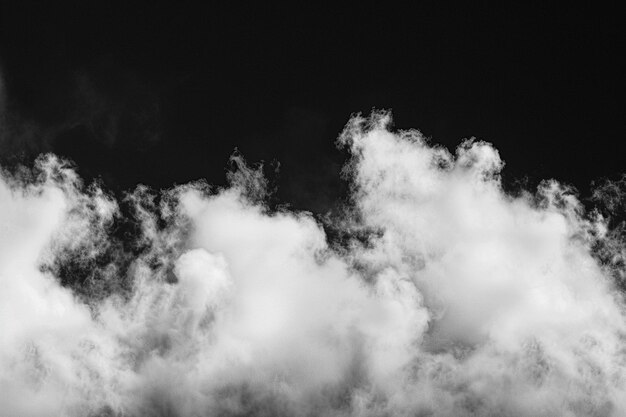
(1, 112, 625, 416)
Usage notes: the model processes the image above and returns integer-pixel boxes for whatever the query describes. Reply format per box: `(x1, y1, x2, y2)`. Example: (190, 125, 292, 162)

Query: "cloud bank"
(1, 112, 625, 416)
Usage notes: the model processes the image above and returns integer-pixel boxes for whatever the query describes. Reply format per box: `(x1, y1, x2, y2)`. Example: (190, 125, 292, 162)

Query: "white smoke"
(1, 112, 625, 416)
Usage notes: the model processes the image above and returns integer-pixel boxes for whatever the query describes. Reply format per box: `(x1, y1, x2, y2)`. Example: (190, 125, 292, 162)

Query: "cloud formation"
(1, 112, 625, 416)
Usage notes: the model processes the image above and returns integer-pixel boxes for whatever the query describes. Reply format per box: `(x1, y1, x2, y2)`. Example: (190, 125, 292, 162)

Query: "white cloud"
(0, 112, 625, 416)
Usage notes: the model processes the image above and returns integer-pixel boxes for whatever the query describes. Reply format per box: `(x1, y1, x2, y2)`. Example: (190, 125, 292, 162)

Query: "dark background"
(0, 2, 624, 213)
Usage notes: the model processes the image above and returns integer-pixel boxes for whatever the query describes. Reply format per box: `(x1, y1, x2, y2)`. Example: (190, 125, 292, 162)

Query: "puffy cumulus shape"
(174, 248, 231, 314)
(0, 157, 117, 417)
(0, 112, 625, 416)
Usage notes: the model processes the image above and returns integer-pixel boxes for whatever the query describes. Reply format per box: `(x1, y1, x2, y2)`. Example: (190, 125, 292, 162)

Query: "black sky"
(0, 2, 624, 213)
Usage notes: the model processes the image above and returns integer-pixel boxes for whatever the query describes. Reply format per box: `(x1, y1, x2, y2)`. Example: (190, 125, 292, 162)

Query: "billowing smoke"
(1, 112, 625, 416)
